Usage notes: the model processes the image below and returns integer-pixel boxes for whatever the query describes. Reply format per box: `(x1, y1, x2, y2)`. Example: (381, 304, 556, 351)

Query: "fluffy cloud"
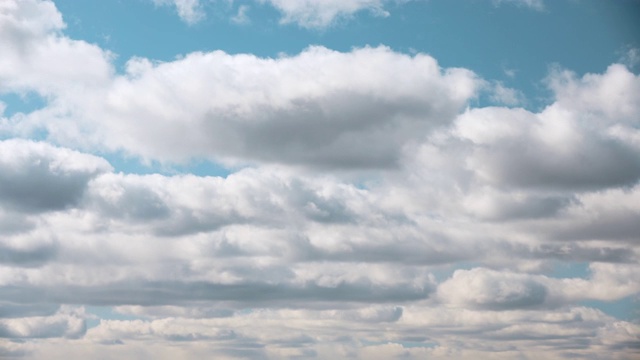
(0, 139, 111, 212)
(455, 70, 640, 190)
(5, 305, 637, 359)
(0, 0, 112, 95)
(0, 0, 476, 171)
(88, 46, 477, 168)
(0, 128, 637, 357)
(437, 266, 640, 310)
(438, 268, 550, 310)
(0, 307, 85, 339)
(1, 1, 639, 359)
(2, 44, 477, 169)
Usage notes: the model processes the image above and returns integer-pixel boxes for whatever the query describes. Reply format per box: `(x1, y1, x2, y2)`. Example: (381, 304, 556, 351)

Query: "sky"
(0, 0, 639, 359)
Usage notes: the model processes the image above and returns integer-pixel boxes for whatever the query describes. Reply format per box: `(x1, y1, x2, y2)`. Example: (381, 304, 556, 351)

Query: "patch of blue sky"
(53, 0, 290, 71)
(548, 261, 591, 280)
(85, 306, 142, 329)
(0, 92, 48, 118)
(101, 151, 232, 177)
(581, 296, 639, 322)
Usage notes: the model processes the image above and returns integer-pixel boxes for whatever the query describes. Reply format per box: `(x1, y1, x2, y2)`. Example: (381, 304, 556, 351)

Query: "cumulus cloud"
(0, 139, 111, 212)
(0, 1, 639, 359)
(0, 0, 112, 95)
(0, 45, 479, 169)
(7, 305, 630, 359)
(0, 307, 85, 339)
(0, 140, 637, 356)
(2, 0, 471, 170)
(438, 268, 550, 310)
(437, 266, 640, 310)
(455, 65, 640, 191)
(86, 46, 477, 168)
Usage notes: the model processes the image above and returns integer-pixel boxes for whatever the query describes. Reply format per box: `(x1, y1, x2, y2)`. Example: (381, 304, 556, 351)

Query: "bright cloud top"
(0, 0, 638, 359)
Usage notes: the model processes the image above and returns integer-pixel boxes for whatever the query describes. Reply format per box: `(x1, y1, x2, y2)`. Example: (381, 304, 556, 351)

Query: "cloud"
(0, 240, 58, 268)
(0, 304, 59, 319)
(150, 0, 407, 28)
(0, 279, 432, 308)
(438, 268, 549, 310)
(454, 65, 640, 191)
(0, 139, 111, 212)
(619, 47, 640, 69)
(488, 81, 525, 106)
(230, 4, 250, 24)
(152, 0, 206, 25)
(0, 1, 639, 359)
(60, 46, 477, 169)
(0, 210, 36, 235)
(0, 307, 85, 339)
(437, 266, 640, 310)
(12, 305, 631, 359)
(113, 305, 235, 319)
(258, 0, 395, 28)
(0, 0, 63, 43)
(0, 0, 112, 96)
(462, 188, 574, 221)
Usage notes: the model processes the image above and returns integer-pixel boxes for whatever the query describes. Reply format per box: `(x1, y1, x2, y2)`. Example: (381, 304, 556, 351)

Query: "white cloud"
(454, 65, 640, 191)
(0, 0, 63, 38)
(259, 0, 395, 28)
(27, 46, 478, 169)
(230, 4, 250, 24)
(150, 0, 408, 28)
(153, 0, 206, 25)
(438, 268, 549, 310)
(6, 305, 636, 359)
(488, 81, 525, 106)
(0, 123, 638, 358)
(0, 306, 85, 339)
(1, 1, 639, 358)
(437, 266, 640, 310)
(0, 0, 113, 96)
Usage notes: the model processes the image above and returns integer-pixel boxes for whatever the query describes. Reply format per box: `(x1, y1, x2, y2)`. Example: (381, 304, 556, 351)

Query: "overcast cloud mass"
(0, 0, 639, 359)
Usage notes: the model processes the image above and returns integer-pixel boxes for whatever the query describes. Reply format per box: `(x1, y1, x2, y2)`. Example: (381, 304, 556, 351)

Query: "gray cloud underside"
(0, 281, 430, 307)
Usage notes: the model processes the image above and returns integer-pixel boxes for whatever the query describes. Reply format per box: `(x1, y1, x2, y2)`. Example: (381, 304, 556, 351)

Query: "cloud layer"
(0, 0, 638, 359)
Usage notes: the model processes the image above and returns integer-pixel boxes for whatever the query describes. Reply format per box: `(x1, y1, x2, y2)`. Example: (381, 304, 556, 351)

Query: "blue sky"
(0, 0, 639, 359)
